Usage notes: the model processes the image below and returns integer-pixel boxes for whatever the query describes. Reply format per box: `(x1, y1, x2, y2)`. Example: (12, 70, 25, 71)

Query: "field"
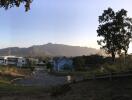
(0, 77, 132, 100)
(0, 63, 132, 100)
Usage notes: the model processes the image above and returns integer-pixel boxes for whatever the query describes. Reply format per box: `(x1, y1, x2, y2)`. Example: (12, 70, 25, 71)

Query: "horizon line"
(0, 42, 100, 50)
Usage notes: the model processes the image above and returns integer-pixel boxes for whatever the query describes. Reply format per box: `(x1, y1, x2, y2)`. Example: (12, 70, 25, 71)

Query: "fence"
(71, 70, 132, 83)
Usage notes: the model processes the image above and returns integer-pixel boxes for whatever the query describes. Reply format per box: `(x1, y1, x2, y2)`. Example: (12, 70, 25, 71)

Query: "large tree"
(97, 8, 132, 62)
(0, 0, 32, 11)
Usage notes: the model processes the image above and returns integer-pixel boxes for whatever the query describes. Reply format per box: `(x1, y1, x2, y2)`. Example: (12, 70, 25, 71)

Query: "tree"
(73, 57, 85, 70)
(0, 0, 32, 11)
(97, 8, 132, 62)
(46, 62, 53, 72)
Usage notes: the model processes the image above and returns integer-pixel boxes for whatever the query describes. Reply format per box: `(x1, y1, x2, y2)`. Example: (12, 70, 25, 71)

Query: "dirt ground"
(1, 78, 132, 100)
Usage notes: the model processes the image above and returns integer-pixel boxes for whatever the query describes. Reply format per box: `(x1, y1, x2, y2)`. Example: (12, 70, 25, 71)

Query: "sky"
(0, 0, 132, 53)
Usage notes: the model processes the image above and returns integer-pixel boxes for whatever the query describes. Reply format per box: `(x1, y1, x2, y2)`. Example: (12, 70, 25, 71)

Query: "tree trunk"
(111, 52, 115, 63)
(124, 51, 127, 64)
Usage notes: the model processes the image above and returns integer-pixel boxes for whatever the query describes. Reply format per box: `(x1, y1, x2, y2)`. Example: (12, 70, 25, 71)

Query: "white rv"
(0, 56, 27, 67)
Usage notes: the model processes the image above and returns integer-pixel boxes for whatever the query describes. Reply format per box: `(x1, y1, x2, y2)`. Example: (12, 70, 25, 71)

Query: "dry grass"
(0, 66, 32, 84)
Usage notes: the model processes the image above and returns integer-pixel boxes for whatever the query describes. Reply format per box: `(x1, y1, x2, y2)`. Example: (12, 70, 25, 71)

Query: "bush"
(100, 56, 132, 73)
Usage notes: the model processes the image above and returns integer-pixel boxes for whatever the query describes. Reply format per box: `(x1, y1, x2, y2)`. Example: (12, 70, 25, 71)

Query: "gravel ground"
(13, 67, 68, 87)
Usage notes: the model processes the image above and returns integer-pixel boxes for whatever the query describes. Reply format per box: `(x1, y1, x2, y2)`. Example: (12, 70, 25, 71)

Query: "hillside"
(0, 43, 99, 57)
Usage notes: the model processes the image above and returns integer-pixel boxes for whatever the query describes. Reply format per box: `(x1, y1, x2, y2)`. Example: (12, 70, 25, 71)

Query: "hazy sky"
(0, 0, 132, 53)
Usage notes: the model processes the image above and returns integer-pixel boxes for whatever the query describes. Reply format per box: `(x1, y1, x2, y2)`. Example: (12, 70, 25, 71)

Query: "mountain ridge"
(0, 43, 99, 57)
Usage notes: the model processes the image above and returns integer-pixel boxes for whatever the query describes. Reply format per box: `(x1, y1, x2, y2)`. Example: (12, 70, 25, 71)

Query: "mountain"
(0, 43, 99, 57)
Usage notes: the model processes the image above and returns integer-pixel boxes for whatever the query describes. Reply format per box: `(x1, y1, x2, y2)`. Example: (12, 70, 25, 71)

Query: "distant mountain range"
(0, 43, 99, 57)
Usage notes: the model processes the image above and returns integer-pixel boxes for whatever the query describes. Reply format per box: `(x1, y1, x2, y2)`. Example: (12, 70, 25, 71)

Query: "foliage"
(46, 62, 53, 70)
(73, 54, 104, 70)
(62, 64, 73, 71)
(73, 56, 85, 71)
(72, 54, 132, 74)
(26, 58, 36, 67)
(0, 0, 32, 11)
(100, 55, 132, 73)
(83, 55, 104, 66)
(97, 8, 132, 62)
